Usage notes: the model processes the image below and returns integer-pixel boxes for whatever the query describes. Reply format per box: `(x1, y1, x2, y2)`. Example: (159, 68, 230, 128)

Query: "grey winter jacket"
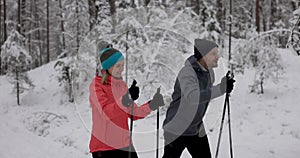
(163, 55, 223, 136)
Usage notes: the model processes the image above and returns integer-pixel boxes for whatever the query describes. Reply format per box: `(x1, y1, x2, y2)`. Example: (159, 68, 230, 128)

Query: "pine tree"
(54, 60, 74, 102)
(58, 0, 66, 56)
(64, 0, 89, 56)
(95, 0, 111, 33)
(88, 0, 96, 31)
(1, 30, 33, 105)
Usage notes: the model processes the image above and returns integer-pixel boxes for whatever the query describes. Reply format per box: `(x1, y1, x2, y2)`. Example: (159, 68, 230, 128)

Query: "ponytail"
(101, 70, 109, 84)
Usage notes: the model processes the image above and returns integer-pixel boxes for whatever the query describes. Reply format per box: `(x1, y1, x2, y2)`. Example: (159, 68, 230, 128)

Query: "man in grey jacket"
(162, 39, 235, 158)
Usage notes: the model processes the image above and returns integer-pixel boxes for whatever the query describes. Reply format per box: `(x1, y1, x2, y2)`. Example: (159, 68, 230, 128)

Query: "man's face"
(202, 47, 220, 68)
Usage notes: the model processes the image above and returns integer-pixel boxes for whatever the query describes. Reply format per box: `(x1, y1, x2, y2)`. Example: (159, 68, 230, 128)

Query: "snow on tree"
(1, 30, 33, 105)
(169, 2, 221, 44)
(71, 32, 100, 104)
(113, 26, 190, 104)
(287, 7, 300, 56)
(64, 0, 89, 55)
(232, 31, 284, 94)
(95, 0, 112, 32)
(73, 5, 196, 105)
(54, 59, 75, 103)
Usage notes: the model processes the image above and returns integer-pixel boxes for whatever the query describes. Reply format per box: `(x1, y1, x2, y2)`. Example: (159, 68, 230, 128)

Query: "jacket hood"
(185, 55, 203, 71)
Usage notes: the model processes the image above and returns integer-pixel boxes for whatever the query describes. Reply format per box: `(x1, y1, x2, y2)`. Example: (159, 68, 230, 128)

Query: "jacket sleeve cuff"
(211, 84, 224, 99)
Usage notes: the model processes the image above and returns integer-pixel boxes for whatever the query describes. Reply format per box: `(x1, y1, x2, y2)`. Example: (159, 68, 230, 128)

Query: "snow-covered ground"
(0, 49, 299, 158)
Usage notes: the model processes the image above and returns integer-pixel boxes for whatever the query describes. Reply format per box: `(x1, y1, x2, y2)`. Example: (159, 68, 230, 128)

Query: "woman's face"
(108, 60, 124, 78)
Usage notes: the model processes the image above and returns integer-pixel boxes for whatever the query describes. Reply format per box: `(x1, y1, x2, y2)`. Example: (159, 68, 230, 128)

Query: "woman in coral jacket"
(89, 45, 164, 158)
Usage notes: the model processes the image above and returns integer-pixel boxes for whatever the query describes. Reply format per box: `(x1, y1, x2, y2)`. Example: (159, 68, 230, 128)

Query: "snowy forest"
(0, 0, 299, 103)
(1, 0, 300, 158)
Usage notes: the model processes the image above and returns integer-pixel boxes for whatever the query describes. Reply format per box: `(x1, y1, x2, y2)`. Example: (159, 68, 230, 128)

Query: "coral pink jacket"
(89, 75, 151, 152)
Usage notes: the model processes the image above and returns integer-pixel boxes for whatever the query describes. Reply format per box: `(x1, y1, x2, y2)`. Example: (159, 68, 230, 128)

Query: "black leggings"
(92, 145, 138, 158)
(162, 133, 212, 158)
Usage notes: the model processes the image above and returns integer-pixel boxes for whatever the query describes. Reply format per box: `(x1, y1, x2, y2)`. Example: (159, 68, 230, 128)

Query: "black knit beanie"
(194, 39, 218, 60)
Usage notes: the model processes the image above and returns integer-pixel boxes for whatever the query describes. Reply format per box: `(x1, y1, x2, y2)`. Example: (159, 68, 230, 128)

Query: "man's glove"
(122, 80, 139, 107)
(220, 71, 235, 94)
(149, 87, 165, 111)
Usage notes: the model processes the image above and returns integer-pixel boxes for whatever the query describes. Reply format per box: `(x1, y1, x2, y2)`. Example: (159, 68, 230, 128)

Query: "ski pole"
(129, 102, 134, 158)
(226, 93, 234, 158)
(226, 72, 235, 158)
(215, 71, 235, 158)
(215, 93, 228, 158)
(156, 107, 159, 158)
(129, 80, 137, 158)
(156, 87, 161, 158)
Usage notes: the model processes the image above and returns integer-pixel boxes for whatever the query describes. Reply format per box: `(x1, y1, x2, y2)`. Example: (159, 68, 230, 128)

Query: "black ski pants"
(162, 132, 212, 158)
(92, 145, 138, 158)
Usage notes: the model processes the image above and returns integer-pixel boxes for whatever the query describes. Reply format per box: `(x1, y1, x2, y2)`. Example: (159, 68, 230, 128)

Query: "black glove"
(129, 80, 139, 100)
(220, 71, 235, 94)
(149, 87, 165, 111)
(122, 80, 139, 107)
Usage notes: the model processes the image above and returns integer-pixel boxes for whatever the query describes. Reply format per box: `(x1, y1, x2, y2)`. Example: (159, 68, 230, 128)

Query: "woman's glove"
(128, 80, 139, 100)
(122, 80, 139, 107)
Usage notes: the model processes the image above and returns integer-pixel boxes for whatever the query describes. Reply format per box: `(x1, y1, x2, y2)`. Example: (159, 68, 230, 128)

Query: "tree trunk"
(255, 0, 260, 32)
(76, 0, 80, 53)
(16, 66, 20, 105)
(88, 0, 96, 31)
(69, 81, 74, 102)
(265, 0, 271, 31)
(216, 0, 224, 48)
(130, 0, 135, 8)
(21, 0, 26, 34)
(291, 0, 297, 11)
(193, 0, 200, 15)
(144, 0, 151, 6)
(108, 0, 116, 33)
(2, 0, 8, 74)
(260, 74, 264, 94)
(28, 0, 33, 54)
(67, 68, 74, 102)
(0, 0, 2, 74)
(3, 0, 6, 40)
(46, 0, 50, 63)
(18, 0, 21, 33)
(161, 0, 167, 7)
(270, 0, 277, 29)
(228, 0, 232, 69)
(34, 0, 42, 66)
(216, 0, 223, 31)
(0, 0, 1, 27)
(59, 0, 65, 52)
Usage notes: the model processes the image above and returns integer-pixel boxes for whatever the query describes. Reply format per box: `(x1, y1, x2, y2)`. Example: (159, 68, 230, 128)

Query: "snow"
(1, 49, 300, 158)
(294, 8, 300, 16)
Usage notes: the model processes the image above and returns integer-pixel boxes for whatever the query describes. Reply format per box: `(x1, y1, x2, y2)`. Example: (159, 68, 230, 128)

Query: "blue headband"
(101, 51, 124, 70)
